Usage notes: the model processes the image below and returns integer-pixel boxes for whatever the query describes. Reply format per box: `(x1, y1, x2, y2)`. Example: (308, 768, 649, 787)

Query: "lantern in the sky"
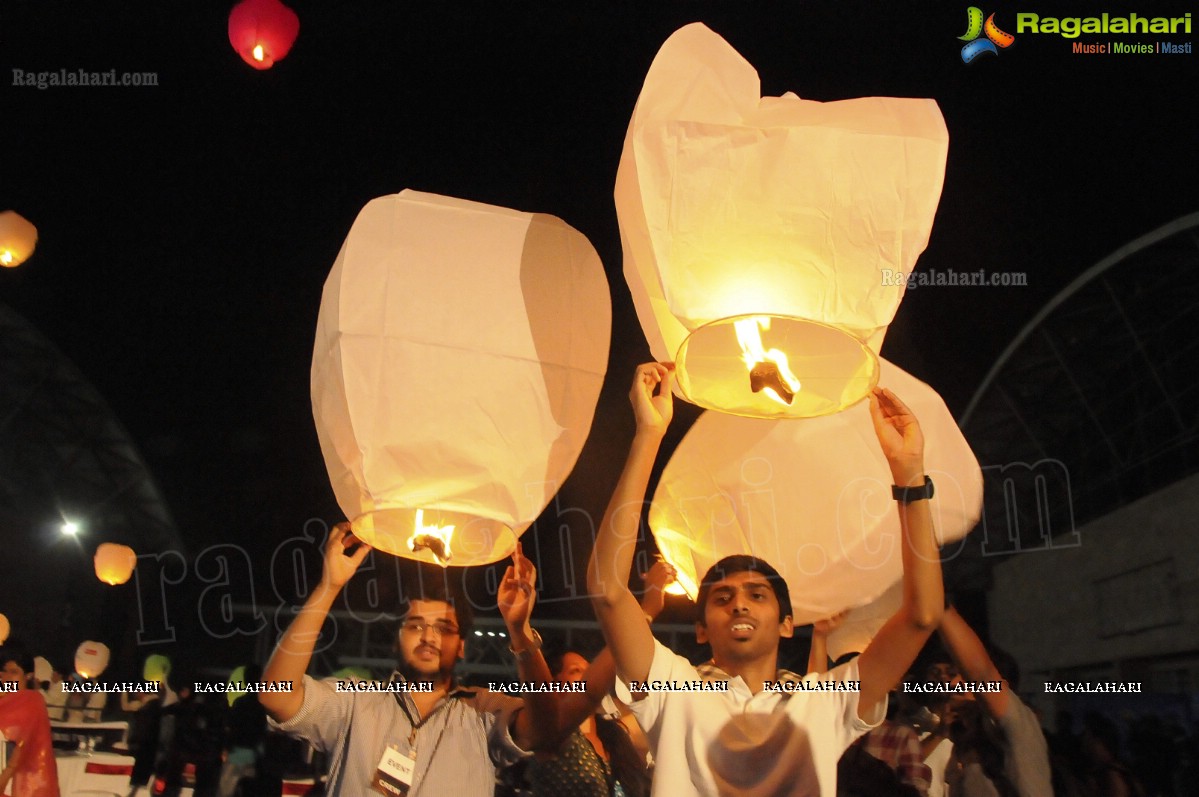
(649, 359, 981, 625)
(0, 613, 9, 644)
(228, 0, 300, 70)
(226, 665, 247, 707)
(0, 210, 38, 268)
(74, 642, 110, 679)
(143, 654, 171, 684)
(312, 190, 611, 566)
(93, 543, 137, 586)
(616, 24, 949, 418)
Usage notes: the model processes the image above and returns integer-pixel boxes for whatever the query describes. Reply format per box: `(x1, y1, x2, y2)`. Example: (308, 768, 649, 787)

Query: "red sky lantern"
(227, 0, 300, 70)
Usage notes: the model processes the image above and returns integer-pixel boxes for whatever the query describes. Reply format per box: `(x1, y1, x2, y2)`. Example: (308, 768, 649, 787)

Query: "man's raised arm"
(586, 363, 673, 689)
(856, 388, 945, 720)
(937, 606, 1011, 718)
(260, 523, 370, 722)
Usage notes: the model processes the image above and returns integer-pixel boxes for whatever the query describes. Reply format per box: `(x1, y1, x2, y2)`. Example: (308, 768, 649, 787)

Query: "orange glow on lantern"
(0, 210, 38, 268)
(228, 0, 299, 70)
(616, 24, 949, 419)
(75, 642, 111, 679)
(0, 613, 10, 644)
(93, 543, 137, 585)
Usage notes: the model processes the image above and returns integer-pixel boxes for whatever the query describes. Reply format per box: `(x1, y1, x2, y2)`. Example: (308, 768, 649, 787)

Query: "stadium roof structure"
(0, 301, 182, 653)
(952, 213, 1199, 590)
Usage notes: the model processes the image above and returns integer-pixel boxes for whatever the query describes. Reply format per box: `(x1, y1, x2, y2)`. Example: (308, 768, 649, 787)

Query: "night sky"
(2, 1, 1196, 670)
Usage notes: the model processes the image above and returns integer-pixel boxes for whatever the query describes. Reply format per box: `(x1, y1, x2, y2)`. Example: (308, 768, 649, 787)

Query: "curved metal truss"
(954, 213, 1199, 588)
(0, 301, 180, 553)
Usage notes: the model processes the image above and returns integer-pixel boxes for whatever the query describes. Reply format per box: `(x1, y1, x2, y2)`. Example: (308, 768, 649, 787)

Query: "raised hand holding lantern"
(616, 23, 949, 418)
(312, 191, 610, 566)
(0, 211, 38, 267)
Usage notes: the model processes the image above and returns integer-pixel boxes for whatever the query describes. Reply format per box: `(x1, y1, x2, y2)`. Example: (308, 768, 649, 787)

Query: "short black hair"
(398, 564, 474, 638)
(696, 555, 792, 624)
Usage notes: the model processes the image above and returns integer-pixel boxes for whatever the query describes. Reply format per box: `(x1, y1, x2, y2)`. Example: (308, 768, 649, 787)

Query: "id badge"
(370, 743, 416, 796)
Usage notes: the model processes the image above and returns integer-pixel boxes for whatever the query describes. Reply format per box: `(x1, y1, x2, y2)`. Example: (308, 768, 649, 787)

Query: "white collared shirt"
(614, 639, 883, 797)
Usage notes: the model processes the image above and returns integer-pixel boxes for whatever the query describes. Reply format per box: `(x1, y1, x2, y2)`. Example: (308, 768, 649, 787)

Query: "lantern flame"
(408, 509, 455, 566)
(252, 44, 265, 61)
(0, 251, 13, 266)
(733, 317, 801, 405)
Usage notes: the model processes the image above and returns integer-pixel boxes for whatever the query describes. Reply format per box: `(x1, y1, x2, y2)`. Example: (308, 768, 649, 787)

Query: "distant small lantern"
(312, 190, 610, 566)
(0, 613, 9, 644)
(616, 24, 949, 418)
(74, 641, 110, 679)
(93, 543, 137, 585)
(0, 210, 38, 268)
(649, 359, 981, 625)
(228, 0, 299, 70)
(143, 654, 171, 684)
(226, 665, 246, 706)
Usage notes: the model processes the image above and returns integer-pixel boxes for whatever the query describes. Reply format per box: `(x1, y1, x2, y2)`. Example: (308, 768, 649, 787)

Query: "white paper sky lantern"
(649, 359, 981, 625)
(312, 190, 610, 566)
(74, 641, 110, 679)
(825, 582, 902, 662)
(616, 23, 949, 418)
(93, 542, 137, 585)
(0, 210, 38, 267)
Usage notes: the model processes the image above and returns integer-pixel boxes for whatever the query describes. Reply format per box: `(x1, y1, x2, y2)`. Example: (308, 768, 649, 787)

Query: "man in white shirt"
(588, 363, 947, 797)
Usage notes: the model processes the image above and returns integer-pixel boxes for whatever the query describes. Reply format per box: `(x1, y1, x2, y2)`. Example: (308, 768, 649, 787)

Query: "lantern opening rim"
(673, 313, 881, 419)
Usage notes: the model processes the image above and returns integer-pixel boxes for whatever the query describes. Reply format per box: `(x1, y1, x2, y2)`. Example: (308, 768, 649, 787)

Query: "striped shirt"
(270, 674, 528, 796)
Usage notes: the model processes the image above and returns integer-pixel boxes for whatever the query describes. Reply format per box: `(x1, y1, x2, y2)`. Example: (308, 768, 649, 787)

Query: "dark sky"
(2, 1, 1196, 664)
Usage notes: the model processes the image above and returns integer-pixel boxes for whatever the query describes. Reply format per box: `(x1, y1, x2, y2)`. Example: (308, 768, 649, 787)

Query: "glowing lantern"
(226, 665, 246, 707)
(825, 582, 902, 662)
(312, 190, 611, 566)
(74, 642, 110, 679)
(0, 210, 38, 268)
(649, 359, 981, 625)
(616, 24, 949, 418)
(143, 654, 171, 684)
(227, 0, 299, 70)
(0, 613, 9, 644)
(93, 543, 137, 585)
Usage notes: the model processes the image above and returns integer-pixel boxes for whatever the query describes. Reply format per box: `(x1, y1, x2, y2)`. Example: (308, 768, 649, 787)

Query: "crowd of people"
(4, 363, 1196, 797)
(0, 645, 307, 796)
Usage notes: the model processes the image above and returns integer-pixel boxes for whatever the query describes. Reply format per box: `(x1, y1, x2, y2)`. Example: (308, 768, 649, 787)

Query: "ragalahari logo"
(959, 7, 1016, 62)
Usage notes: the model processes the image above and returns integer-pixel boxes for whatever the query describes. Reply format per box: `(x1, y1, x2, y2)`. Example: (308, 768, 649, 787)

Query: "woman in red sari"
(0, 647, 60, 797)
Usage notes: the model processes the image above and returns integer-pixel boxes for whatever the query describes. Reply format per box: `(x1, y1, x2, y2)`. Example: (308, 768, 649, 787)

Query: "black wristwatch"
(892, 476, 934, 504)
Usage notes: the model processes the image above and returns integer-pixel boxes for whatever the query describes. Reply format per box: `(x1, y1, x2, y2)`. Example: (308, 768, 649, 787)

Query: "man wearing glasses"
(261, 525, 576, 796)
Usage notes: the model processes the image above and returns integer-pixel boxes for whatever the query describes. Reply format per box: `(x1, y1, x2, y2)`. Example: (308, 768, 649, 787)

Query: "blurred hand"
(812, 610, 848, 637)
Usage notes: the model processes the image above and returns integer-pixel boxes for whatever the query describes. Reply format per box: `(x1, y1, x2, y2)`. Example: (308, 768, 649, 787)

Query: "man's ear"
(695, 621, 708, 645)
(457, 638, 466, 661)
(779, 616, 794, 639)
